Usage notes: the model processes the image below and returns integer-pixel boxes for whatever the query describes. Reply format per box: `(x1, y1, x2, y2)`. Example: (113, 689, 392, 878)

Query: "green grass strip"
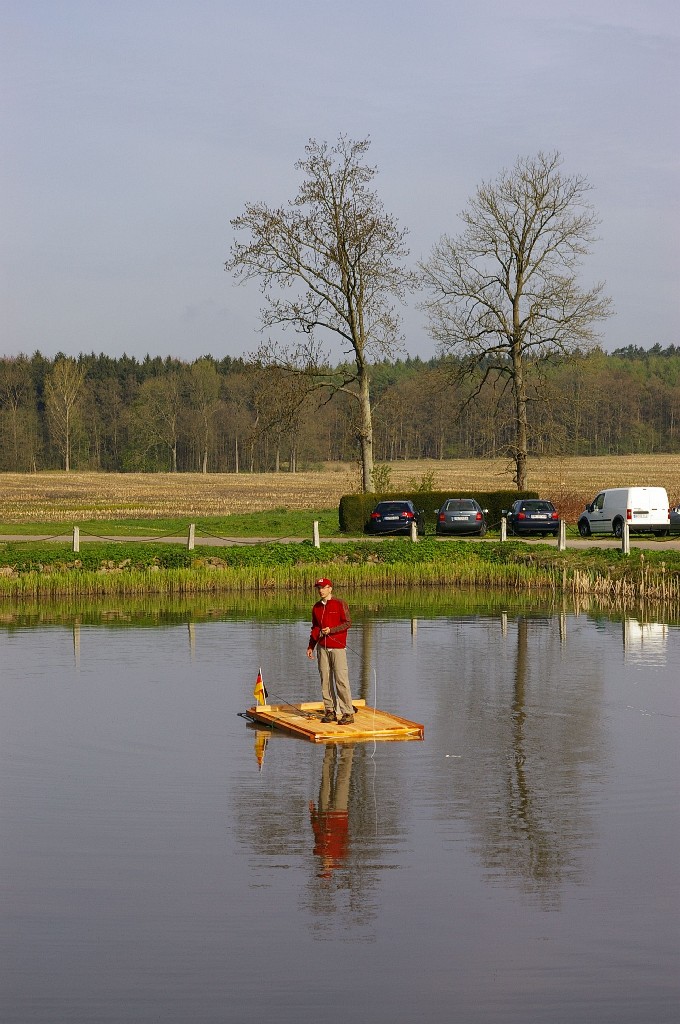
(0, 538, 678, 605)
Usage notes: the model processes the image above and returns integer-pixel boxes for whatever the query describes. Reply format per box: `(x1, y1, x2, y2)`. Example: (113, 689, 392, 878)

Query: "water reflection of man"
(309, 743, 354, 878)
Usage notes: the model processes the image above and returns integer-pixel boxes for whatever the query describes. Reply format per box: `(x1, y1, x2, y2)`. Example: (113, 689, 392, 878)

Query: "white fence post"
(188, 524, 195, 550)
(73, 526, 79, 553)
(622, 521, 630, 555)
(500, 517, 507, 542)
(410, 521, 418, 543)
(313, 520, 320, 548)
(558, 518, 566, 551)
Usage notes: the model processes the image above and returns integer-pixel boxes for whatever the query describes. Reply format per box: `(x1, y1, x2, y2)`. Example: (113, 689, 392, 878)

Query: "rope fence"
(2, 519, 676, 555)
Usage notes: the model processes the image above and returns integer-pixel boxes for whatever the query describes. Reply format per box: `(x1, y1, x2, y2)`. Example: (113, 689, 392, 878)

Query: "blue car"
(365, 500, 425, 536)
(503, 499, 560, 537)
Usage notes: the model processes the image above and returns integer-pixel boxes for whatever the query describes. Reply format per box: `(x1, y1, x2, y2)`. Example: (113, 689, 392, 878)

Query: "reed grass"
(1, 540, 678, 614)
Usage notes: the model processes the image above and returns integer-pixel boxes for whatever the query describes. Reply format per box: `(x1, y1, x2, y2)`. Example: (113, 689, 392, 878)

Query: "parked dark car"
(365, 500, 425, 536)
(435, 498, 488, 536)
(670, 505, 680, 533)
(503, 499, 560, 536)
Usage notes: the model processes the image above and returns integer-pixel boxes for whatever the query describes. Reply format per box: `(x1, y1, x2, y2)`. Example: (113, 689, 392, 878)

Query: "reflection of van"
(578, 487, 670, 538)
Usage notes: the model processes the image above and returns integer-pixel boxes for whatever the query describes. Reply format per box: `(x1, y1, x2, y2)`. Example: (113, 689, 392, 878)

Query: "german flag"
(253, 667, 268, 706)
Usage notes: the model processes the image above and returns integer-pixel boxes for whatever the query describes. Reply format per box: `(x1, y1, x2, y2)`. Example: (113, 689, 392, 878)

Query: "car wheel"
(613, 519, 624, 539)
(478, 523, 487, 537)
(578, 519, 591, 538)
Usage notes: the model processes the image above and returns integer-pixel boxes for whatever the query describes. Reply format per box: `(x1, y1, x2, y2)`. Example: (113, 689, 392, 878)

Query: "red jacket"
(308, 597, 351, 650)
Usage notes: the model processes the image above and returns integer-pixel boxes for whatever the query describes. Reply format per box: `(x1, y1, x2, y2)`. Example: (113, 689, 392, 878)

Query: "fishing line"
(369, 665, 379, 836)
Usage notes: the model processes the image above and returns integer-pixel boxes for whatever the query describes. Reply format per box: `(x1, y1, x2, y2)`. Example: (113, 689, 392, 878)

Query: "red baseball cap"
(314, 577, 332, 588)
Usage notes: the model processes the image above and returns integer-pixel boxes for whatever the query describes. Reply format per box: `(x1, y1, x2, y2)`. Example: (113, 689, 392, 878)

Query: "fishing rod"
(318, 633, 365, 663)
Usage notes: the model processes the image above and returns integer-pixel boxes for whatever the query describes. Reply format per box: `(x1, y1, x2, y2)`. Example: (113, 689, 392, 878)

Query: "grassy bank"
(1, 537, 679, 606)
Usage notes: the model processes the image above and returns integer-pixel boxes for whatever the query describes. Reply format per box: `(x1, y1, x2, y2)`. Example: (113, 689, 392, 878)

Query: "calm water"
(0, 595, 678, 1023)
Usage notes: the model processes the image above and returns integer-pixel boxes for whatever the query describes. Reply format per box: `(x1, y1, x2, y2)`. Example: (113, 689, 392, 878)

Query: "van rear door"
(629, 487, 670, 531)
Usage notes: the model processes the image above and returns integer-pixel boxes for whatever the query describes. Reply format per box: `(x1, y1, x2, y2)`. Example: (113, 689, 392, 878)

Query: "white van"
(578, 487, 670, 538)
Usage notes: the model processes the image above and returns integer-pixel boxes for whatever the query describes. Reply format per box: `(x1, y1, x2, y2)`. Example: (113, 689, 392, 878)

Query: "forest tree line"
(1, 346, 679, 474)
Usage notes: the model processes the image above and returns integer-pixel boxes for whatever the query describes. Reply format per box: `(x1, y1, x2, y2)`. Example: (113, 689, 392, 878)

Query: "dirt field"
(1, 456, 679, 522)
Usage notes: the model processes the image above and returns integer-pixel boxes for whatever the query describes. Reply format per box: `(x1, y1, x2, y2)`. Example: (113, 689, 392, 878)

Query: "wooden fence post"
(188, 524, 195, 550)
(73, 526, 79, 553)
(558, 518, 566, 551)
(313, 521, 320, 548)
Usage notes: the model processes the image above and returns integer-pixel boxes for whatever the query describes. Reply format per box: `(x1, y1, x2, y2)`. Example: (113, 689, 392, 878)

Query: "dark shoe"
(321, 710, 337, 723)
(338, 713, 355, 725)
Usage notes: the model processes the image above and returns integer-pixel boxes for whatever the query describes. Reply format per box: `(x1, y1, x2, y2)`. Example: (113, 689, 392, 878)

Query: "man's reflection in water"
(309, 743, 355, 878)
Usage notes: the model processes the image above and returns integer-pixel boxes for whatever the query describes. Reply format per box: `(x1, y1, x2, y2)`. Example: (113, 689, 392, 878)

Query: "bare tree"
(45, 357, 86, 471)
(420, 152, 612, 489)
(226, 135, 414, 491)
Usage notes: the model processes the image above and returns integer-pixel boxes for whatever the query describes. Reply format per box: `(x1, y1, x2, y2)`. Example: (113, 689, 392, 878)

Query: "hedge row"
(338, 490, 539, 534)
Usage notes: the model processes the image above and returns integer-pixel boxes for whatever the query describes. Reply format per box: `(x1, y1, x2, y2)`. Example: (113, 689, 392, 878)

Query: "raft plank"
(245, 700, 424, 743)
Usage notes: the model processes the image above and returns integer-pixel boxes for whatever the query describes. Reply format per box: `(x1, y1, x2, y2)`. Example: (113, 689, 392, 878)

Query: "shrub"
(338, 490, 539, 533)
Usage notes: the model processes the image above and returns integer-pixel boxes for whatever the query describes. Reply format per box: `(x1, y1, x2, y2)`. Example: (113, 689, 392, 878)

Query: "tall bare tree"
(45, 357, 86, 471)
(226, 135, 414, 491)
(420, 152, 612, 489)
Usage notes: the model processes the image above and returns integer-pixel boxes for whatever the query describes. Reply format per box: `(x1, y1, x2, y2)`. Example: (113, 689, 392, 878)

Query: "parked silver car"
(435, 498, 488, 536)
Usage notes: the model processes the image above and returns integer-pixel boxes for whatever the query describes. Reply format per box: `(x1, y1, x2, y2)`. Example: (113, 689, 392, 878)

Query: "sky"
(1, 0, 679, 365)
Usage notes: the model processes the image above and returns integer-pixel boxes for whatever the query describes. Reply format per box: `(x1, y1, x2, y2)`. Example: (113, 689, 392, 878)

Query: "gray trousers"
(316, 646, 353, 716)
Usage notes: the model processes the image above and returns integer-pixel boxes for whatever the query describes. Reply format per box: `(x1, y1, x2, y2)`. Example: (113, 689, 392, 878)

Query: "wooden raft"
(244, 698, 424, 743)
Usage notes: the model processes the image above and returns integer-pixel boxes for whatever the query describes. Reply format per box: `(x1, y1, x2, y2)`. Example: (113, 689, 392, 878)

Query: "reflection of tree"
(502, 618, 572, 900)
(432, 614, 604, 908)
(489, 617, 602, 905)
